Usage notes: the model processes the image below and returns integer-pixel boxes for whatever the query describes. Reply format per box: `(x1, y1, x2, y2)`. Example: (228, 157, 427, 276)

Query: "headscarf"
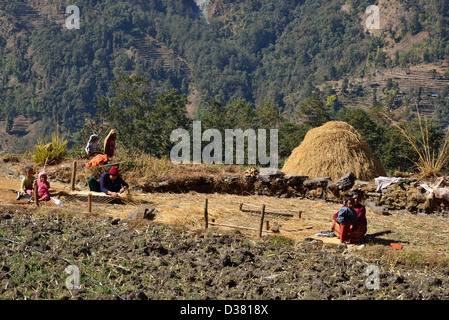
(38, 171, 48, 183)
(88, 134, 99, 143)
(86, 134, 99, 153)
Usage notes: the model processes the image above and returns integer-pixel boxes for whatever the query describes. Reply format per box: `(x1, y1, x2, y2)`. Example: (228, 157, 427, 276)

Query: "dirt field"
(1, 158, 449, 301)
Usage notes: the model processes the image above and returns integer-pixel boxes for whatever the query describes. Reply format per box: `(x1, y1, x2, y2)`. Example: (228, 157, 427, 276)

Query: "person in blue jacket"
(88, 166, 128, 197)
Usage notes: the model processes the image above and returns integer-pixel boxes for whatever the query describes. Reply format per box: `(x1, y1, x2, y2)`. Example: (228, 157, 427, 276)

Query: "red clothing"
(332, 203, 367, 243)
(38, 181, 50, 200)
(105, 139, 115, 156)
(353, 204, 367, 230)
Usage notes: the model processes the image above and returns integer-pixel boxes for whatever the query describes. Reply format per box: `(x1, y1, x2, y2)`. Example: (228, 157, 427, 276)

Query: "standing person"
(17, 167, 35, 200)
(85, 134, 100, 158)
(88, 166, 128, 197)
(331, 197, 359, 243)
(104, 129, 116, 158)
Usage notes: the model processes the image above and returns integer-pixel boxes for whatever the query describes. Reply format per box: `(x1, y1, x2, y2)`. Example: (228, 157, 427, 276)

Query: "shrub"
(32, 131, 68, 166)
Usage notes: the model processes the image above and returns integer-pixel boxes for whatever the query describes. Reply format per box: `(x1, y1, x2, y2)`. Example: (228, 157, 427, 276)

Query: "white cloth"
(375, 176, 401, 192)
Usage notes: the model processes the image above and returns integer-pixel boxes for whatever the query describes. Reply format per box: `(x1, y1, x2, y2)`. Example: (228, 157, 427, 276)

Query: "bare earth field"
(1, 157, 449, 305)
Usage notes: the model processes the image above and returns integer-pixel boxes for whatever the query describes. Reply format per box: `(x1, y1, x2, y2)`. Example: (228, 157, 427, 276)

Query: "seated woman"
(88, 166, 128, 197)
(331, 194, 366, 243)
(352, 190, 367, 237)
(85, 134, 101, 158)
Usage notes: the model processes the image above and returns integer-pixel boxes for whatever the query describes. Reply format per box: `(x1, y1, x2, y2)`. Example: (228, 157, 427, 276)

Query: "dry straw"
(282, 121, 386, 181)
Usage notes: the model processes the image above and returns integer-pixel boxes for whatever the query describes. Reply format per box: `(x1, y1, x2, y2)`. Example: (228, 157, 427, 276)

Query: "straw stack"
(282, 121, 386, 181)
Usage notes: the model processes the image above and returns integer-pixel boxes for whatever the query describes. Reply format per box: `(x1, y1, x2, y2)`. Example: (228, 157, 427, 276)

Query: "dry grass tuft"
(381, 109, 449, 178)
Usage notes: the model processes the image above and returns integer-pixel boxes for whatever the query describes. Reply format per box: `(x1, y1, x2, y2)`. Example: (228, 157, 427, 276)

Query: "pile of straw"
(282, 121, 386, 181)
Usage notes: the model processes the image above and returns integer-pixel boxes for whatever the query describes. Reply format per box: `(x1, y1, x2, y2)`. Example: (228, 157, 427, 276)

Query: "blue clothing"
(337, 206, 358, 225)
(99, 172, 128, 194)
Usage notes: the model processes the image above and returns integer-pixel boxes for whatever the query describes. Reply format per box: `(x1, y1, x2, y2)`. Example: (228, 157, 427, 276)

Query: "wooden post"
(259, 204, 266, 238)
(239, 203, 243, 211)
(71, 161, 77, 191)
(33, 181, 39, 207)
(88, 193, 92, 213)
(266, 220, 270, 231)
(204, 198, 209, 229)
(298, 210, 302, 219)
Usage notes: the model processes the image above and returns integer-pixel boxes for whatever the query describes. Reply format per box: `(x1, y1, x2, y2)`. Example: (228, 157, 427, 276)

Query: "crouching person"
(88, 166, 128, 197)
(331, 197, 365, 243)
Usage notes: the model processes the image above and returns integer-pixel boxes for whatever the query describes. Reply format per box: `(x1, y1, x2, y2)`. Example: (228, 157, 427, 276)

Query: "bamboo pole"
(33, 180, 39, 207)
(204, 198, 208, 229)
(71, 161, 77, 191)
(88, 193, 92, 213)
(259, 204, 266, 238)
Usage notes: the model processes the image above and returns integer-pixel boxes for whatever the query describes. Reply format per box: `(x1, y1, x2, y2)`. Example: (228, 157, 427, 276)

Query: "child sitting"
(37, 171, 51, 201)
(17, 167, 35, 201)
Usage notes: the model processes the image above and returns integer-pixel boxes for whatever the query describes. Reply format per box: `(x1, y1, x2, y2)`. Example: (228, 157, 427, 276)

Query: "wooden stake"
(71, 161, 77, 191)
(259, 204, 266, 238)
(33, 180, 39, 207)
(266, 220, 270, 230)
(204, 198, 209, 229)
(239, 202, 294, 217)
(88, 193, 92, 213)
(298, 210, 302, 219)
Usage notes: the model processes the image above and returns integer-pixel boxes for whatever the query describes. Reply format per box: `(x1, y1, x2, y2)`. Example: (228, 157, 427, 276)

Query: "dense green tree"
(97, 75, 189, 157)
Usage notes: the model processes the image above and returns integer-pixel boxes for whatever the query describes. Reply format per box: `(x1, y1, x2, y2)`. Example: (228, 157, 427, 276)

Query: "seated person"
(331, 196, 365, 243)
(17, 166, 35, 200)
(37, 171, 51, 202)
(85, 134, 101, 158)
(352, 190, 367, 237)
(104, 129, 116, 158)
(88, 166, 128, 197)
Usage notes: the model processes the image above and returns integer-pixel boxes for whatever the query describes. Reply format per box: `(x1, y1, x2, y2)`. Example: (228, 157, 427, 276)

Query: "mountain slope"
(0, 0, 448, 152)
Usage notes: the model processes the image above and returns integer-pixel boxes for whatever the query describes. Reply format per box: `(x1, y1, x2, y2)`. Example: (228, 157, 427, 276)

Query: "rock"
(124, 205, 156, 221)
(111, 217, 121, 225)
(256, 174, 270, 183)
(259, 168, 284, 177)
(303, 177, 332, 189)
(284, 175, 309, 186)
(336, 172, 356, 191)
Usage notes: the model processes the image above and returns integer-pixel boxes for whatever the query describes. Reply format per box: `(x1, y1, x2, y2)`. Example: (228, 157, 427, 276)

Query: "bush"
(32, 131, 68, 166)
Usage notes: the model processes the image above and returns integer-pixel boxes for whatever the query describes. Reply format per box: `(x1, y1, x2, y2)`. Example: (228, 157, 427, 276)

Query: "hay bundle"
(282, 121, 386, 181)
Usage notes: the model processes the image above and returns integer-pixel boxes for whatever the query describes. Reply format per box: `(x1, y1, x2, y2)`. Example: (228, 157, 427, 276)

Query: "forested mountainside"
(1, 0, 449, 172)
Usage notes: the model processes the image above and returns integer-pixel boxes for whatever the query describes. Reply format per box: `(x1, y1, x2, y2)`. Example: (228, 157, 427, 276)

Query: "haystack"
(282, 121, 386, 181)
